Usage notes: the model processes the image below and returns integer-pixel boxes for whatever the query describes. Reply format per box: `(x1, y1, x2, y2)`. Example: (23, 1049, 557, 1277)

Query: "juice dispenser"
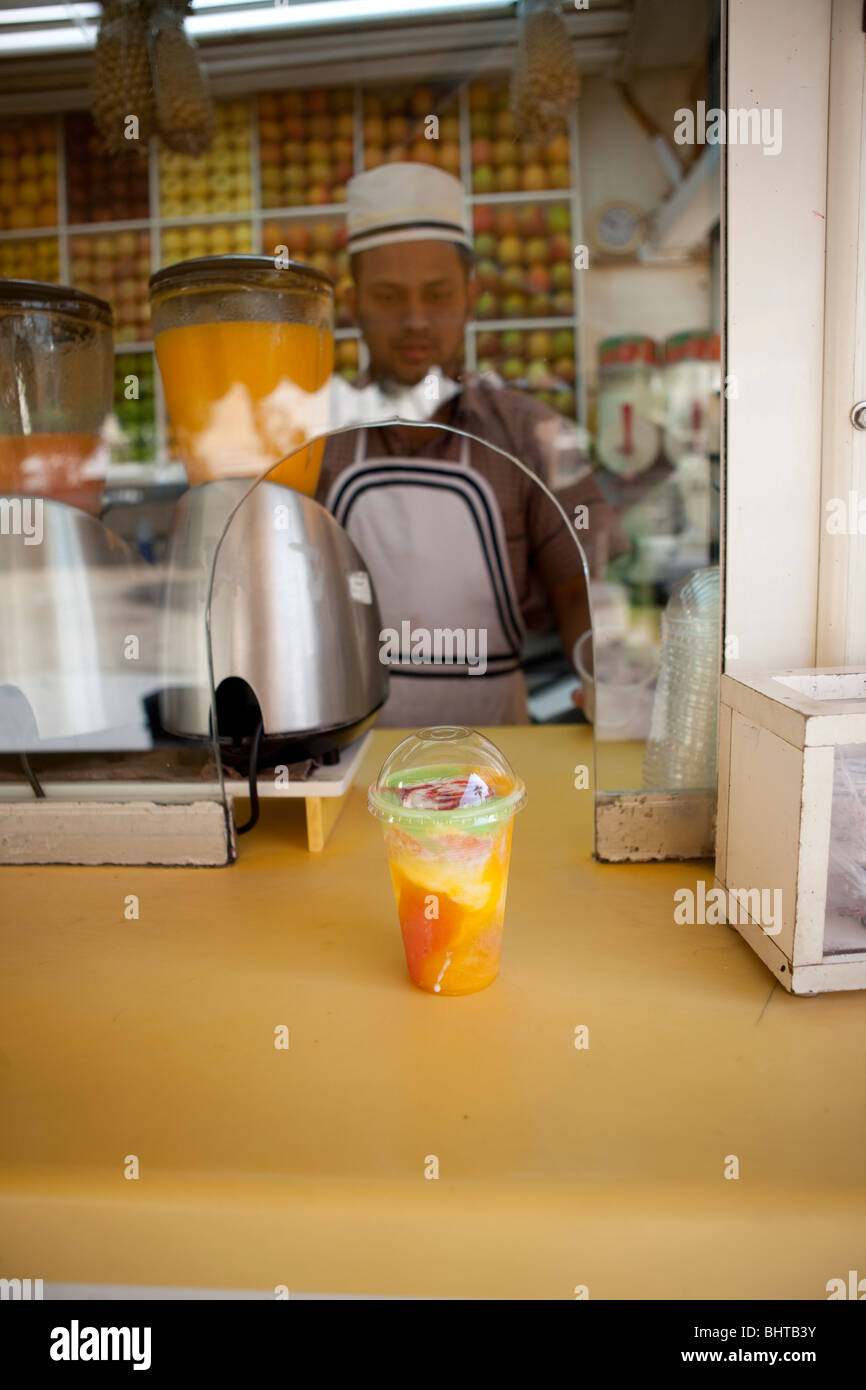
(149, 254, 334, 491)
(0, 280, 113, 515)
(150, 255, 387, 782)
(0, 281, 153, 747)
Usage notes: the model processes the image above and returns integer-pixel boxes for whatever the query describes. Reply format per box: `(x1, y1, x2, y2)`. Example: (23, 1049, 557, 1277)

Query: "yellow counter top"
(1, 726, 864, 1299)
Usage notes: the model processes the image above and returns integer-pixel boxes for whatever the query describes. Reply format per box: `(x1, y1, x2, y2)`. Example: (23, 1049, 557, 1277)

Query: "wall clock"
(590, 201, 644, 256)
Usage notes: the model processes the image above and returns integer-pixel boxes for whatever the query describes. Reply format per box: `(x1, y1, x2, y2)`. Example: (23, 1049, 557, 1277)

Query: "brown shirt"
(317, 373, 630, 634)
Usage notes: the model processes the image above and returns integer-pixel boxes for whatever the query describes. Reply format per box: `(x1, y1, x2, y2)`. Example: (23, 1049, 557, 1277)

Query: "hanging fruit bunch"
(90, 0, 215, 158)
(150, 1, 216, 156)
(90, 1, 154, 154)
(511, 0, 581, 143)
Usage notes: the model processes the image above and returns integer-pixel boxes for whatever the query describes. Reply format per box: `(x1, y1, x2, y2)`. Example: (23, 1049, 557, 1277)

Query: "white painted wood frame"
(724, 0, 832, 677)
(601, 0, 866, 859)
(816, 1, 866, 663)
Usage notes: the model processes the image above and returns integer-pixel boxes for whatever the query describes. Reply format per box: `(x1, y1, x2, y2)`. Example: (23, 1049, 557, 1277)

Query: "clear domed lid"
(367, 725, 526, 830)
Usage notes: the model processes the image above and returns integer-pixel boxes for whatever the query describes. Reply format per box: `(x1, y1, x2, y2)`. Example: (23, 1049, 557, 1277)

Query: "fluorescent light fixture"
(1, 24, 97, 52)
(0, 0, 513, 54)
(189, 0, 511, 37)
(0, 4, 99, 20)
(188, 0, 506, 8)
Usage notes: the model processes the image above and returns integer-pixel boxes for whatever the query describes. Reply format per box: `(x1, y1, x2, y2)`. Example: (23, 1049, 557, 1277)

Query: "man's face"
(350, 239, 477, 387)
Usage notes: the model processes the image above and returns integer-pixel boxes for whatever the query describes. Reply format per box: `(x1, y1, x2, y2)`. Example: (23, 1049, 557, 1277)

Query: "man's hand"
(549, 573, 593, 720)
(550, 572, 591, 674)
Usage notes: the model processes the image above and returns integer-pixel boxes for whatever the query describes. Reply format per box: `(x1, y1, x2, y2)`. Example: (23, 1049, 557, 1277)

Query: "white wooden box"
(716, 668, 866, 994)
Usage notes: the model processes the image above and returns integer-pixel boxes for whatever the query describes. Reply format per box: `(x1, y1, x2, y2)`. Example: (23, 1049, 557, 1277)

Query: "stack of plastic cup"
(642, 567, 720, 789)
(368, 726, 526, 995)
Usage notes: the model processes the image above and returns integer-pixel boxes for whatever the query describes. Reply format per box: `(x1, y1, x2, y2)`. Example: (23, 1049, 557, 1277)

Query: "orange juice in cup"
(150, 256, 334, 490)
(368, 727, 527, 995)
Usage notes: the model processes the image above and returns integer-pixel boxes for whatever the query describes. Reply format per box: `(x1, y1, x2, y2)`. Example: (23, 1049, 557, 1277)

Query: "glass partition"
(206, 419, 595, 837)
(0, 493, 227, 828)
(4, 0, 722, 862)
(0, 278, 228, 855)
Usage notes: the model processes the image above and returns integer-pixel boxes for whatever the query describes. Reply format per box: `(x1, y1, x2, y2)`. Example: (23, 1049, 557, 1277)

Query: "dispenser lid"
(367, 725, 526, 831)
(0, 279, 112, 325)
(149, 254, 334, 293)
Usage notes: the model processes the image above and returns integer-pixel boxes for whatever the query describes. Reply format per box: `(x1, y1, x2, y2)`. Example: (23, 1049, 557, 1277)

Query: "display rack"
(0, 80, 585, 468)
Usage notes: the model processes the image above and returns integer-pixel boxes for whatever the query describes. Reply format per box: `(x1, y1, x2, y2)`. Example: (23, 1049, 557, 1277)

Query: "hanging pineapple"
(151, 1, 216, 156)
(511, 0, 581, 143)
(89, 1, 215, 159)
(90, 0, 154, 155)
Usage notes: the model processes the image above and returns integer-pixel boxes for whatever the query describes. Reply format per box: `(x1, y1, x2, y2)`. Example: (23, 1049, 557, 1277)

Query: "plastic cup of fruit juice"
(368, 726, 526, 995)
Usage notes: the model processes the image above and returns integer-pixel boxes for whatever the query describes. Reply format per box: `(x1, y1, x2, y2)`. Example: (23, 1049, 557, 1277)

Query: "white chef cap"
(346, 162, 472, 255)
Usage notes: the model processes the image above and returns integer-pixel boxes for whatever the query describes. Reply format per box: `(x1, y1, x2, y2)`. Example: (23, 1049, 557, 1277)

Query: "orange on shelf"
(153, 319, 334, 490)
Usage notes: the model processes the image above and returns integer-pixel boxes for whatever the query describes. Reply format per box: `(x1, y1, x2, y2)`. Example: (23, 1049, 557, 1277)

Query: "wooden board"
(0, 798, 235, 867)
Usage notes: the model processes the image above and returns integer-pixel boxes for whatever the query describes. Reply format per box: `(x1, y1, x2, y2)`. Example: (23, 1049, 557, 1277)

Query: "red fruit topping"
(400, 774, 493, 811)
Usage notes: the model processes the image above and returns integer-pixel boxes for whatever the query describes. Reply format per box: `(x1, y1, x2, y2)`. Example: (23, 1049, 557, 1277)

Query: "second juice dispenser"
(150, 255, 387, 779)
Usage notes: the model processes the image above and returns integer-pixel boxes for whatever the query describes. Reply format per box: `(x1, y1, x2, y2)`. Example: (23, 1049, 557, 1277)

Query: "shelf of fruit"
(260, 215, 352, 327)
(468, 83, 572, 195)
(160, 222, 252, 265)
(471, 201, 574, 321)
(64, 111, 149, 225)
(0, 236, 59, 281)
(0, 117, 58, 231)
(0, 78, 582, 454)
(69, 230, 152, 344)
(361, 86, 462, 176)
(113, 351, 156, 463)
(258, 88, 355, 207)
(159, 101, 252, 217)
(476, 326, 576, 417)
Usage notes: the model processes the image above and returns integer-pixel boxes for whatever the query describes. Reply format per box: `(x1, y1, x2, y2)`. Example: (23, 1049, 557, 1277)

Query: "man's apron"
(325, 431, 528, 726)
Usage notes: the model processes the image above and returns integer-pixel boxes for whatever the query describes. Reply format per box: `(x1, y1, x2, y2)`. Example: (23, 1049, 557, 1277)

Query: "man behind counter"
(317, 162, 627, 726)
